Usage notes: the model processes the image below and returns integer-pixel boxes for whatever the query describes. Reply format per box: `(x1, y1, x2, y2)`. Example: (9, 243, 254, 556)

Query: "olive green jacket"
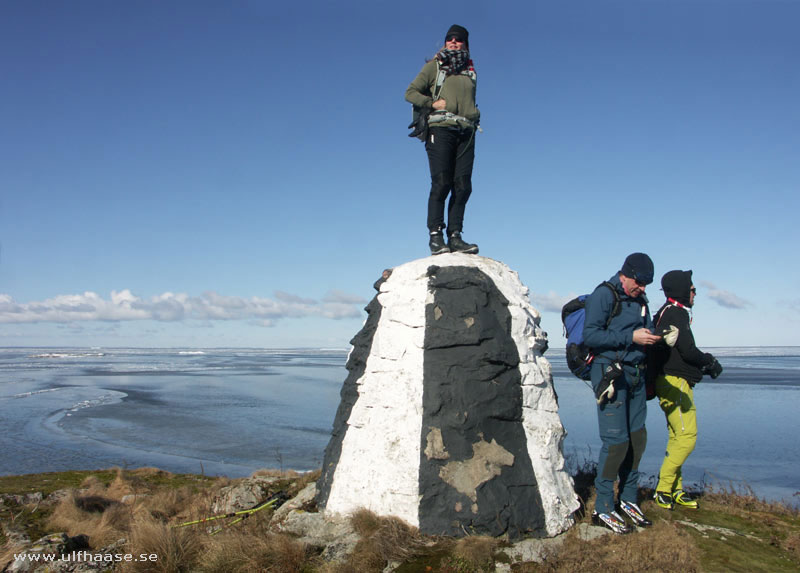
(405, 59, 479, 128)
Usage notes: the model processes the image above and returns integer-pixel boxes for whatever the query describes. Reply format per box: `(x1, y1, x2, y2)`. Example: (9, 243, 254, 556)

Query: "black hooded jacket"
(649, 270, 715, 384)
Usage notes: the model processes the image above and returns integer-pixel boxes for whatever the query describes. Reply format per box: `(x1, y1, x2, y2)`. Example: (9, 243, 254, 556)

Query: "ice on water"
(0, 347, 797, 505)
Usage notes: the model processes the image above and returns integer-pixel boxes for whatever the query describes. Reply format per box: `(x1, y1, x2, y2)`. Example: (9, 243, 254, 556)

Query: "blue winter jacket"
(583, 274, 654, 365)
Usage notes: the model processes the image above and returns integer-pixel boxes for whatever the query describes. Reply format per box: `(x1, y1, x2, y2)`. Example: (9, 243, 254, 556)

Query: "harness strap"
(428, 111, 478, 130)
(432, 63, 446, 102)
(659, 299, 693, 325)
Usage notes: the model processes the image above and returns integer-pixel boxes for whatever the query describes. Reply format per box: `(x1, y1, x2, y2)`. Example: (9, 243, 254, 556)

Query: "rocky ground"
(1, 468, 798, 572)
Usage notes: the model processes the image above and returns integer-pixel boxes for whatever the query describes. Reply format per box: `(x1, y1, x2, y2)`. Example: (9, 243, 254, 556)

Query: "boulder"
(270, 482, 317, 526)
(211, 476, 281, 514)
(276, 510, 359, 561)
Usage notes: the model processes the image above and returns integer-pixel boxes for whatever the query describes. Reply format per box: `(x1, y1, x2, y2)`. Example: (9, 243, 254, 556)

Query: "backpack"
(561, 282, 621, 380)
(644, 303, 675, 400)
(408, 62, 446, 141)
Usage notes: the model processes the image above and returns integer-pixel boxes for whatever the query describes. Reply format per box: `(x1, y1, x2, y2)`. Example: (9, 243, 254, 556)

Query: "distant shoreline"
(1, 345, 798, 353)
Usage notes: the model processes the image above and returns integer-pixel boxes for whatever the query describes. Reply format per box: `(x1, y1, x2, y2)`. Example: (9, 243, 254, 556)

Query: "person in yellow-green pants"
(649, 270, 723, 510)
(655, 374, 698, 506)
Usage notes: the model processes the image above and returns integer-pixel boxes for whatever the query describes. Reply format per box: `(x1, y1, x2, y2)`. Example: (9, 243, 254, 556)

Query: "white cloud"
(274, 291, 317, 305)
(700, 281, 751, 309)
(0, 289, 367, 325)
(529, 291, 574, 313)
(323, 290, 367, 304)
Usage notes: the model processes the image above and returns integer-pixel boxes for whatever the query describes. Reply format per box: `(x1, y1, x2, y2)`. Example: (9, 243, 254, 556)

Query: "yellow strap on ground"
(172, 497, 280, 529)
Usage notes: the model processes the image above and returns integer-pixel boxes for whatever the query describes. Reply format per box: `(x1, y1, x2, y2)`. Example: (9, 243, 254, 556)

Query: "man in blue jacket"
(583, 252, 662, 534)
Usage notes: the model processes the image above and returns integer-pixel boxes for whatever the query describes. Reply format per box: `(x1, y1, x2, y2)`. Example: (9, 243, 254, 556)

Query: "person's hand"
(432, 99, 447, 110)
(633, 328, 661, 346)
(702, 357, 723, 379)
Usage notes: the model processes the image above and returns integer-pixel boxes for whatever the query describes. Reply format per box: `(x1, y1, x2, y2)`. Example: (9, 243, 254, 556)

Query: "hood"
(661, 270, 693, 307)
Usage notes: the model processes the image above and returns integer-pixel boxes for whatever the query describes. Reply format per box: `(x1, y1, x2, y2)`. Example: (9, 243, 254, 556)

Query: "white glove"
(662, 325, 679, 347)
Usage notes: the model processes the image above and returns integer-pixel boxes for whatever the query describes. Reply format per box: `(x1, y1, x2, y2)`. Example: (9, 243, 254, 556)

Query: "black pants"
(425, 126, 475, 234)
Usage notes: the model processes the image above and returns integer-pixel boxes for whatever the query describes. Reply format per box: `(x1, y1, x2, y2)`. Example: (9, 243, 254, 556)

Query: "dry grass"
(342, 509, 427, 571)
(452, 535, 499, 562)
(9, 466, 796, 572)
(702, 482, 800, 517)
(121, 516, 204, 573)
(159, 478, 237, 528)
(518, 520, 699, 573)
(783, 531, 800, 559)
(292, 469, 322, 492)
(563, 455, 598, 521)
(46, 492, 133, 547)
(79, 474, 106, 493)
(250, 468, 303, 479)
(106, 468, 135, 499)
(199, 530, 309, 573)
(130, 467, 174, 477)
(440, 535, 500, 571)
(350, 508, 383, 537)
(141, 486, 199, 522)
(0, 539, 32, 572)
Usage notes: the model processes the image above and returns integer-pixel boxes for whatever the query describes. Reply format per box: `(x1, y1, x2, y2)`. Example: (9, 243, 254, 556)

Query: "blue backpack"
(561, 282, 620, 380)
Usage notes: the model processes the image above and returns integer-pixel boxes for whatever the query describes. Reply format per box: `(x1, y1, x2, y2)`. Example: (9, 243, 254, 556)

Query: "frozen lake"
(1, 346, 797, 506)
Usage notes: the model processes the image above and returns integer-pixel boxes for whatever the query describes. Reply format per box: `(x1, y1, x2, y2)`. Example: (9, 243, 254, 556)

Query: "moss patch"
(0, 468, 217, 498)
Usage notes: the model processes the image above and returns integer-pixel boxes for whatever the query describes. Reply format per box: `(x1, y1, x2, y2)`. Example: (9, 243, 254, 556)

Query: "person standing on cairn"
(406, 24, 481, 256)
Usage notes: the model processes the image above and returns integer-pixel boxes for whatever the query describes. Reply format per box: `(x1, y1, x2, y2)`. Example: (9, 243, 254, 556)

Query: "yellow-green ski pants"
(655, 374, 697, 493)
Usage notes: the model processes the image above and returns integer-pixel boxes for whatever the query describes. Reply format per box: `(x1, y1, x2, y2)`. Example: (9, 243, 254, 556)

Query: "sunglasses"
(691, 287, 697, 294)
(446, 35, 465, 43)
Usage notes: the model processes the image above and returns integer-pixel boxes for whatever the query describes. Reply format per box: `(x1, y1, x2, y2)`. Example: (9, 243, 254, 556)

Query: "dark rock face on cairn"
(316, 255, 578, 538)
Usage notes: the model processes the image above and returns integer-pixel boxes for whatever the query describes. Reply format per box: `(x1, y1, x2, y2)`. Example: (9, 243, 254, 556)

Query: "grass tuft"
(703, 482, 800, 517)
(200, 530, 309, 573)
(122, 516, 204, 572)
(783, 531, 800, 559)
(344, 509, 427, 571)
(439, 535, 499, 572)
(520, 520, 700, 573)
(47, 492, 132, 548)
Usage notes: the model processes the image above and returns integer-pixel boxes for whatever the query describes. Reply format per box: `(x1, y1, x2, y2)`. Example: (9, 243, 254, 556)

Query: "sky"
(1, 0, 798, 349)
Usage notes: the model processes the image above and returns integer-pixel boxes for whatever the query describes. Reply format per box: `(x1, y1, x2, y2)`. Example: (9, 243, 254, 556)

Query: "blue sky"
(1, 0, 798, 348)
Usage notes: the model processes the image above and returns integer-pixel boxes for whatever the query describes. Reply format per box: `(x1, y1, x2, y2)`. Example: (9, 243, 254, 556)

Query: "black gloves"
(702, 356, 723, 379)
(596, 361, 624, 404)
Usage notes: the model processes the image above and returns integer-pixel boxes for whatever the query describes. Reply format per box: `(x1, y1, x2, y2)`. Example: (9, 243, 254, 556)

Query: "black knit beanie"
(620, 253, 654, 285)
(445, 24, 469, 47)
(661, 270, 694, 306)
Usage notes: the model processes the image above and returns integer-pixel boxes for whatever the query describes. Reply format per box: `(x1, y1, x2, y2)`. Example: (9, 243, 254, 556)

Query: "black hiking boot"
(429, 232, 450, 255)
(448, 232, 479, 254)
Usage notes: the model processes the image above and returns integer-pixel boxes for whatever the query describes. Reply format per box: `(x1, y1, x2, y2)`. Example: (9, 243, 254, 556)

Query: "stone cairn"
(316, 254, 579, 538)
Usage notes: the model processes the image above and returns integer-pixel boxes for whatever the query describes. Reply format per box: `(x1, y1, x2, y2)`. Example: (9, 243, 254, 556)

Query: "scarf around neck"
(436, 49, 472, 75)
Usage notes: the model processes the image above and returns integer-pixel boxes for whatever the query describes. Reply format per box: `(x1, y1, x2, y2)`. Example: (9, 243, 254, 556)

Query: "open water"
(1, 346, 798, 506)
